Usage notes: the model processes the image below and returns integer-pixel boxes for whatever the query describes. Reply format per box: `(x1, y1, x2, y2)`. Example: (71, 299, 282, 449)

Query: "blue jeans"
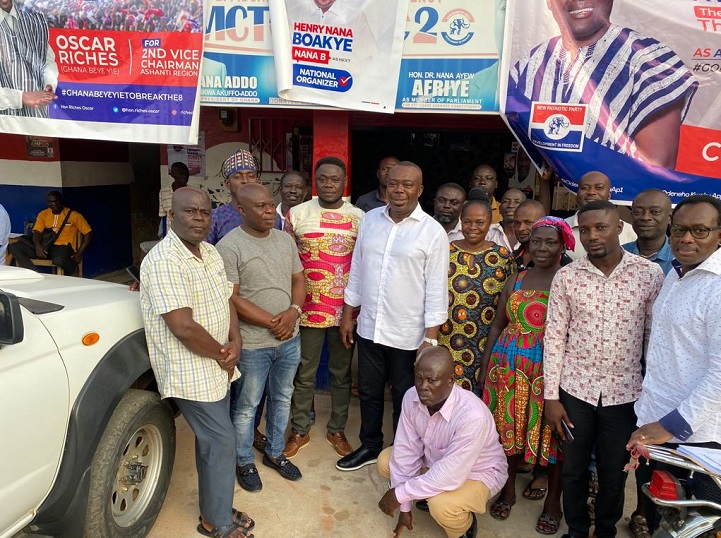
(231, 335, 301, 466)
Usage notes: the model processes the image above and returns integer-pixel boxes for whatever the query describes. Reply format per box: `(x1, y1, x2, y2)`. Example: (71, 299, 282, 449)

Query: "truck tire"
(83, 389, 175, 537)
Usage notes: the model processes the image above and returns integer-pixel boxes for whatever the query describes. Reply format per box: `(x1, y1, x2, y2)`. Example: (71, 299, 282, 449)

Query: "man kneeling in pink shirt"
(377, 347, 508, 538)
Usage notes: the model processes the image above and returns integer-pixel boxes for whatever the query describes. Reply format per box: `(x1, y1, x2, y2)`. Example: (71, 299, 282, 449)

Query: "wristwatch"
(423, 336, 438, 346)
(290, 304, 303, 317)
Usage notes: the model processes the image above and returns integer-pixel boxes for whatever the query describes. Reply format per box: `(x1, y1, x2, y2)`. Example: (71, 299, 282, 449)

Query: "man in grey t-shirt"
(216, 183, 306, 492)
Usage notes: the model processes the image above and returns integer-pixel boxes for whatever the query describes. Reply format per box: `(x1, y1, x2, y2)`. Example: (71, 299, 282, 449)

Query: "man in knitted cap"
(208, 149, 280, 244)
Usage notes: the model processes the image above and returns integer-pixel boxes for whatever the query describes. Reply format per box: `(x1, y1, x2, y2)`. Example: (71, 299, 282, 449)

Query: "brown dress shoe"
(253, 428, 267, 453)
(326, 431, 353, 457)
(282, 432, 310, 459)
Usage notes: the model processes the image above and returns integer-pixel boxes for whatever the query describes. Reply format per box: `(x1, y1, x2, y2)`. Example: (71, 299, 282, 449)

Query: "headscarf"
(531, 216, 575, 252)
(221, 149, 257, 179)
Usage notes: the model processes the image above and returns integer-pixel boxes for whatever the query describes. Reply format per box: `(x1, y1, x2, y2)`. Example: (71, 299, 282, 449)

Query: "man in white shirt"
(0, 0, 58, 117)
(486, 188, 525, 251)
(337, 161, 449, 472)
(432, 183, 466, 242)
(565, 171, 636, 260)
(628, 194, 721, 532)
(0, 203, 10, 263)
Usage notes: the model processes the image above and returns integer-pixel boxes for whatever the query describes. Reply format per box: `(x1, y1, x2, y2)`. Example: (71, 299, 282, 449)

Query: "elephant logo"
(547, 115, 570, 136)
(441, 8, 474, 46)
(449, 18, 470, 35)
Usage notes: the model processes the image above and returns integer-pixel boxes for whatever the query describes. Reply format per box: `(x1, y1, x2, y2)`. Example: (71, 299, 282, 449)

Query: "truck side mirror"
(0, 292, 24, 345)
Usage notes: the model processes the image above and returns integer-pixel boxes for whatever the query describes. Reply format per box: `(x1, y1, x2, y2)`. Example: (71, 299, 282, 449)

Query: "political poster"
(501, 0, 721, 204)
(396, 0, 504, 113)
(267, 0, 409, 113)
(201, 0, 311, 107)
(167, 130, 206, 176)
(0, 0, 204, 144)
(201, 0, 501, 113)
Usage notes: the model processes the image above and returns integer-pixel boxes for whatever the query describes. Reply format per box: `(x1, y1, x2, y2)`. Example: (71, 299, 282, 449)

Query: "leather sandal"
(196, 521, 253, 538)
(489, 500, 515, 520)
(199, 510, 255, 532)
(535, 513, 562, 535)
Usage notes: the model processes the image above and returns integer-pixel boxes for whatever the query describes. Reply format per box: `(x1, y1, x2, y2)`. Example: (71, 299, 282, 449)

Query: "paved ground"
(148, 393, 637, 538)
(90, 272, 637, 538)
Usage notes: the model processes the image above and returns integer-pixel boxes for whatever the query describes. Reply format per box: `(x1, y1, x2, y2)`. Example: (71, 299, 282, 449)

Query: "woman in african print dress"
(438, 198, 516, 397)
(480, 217, 575, 535)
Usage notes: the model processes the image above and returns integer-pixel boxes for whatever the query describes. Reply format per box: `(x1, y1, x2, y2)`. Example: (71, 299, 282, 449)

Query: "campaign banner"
(201, 0, 501, 113)
(201, 0, 309, 106)
(267, 0, 409, 113)
(0, 0, 203, 144)
(500, 0, 721, 204)
(396, 0, 503, 113)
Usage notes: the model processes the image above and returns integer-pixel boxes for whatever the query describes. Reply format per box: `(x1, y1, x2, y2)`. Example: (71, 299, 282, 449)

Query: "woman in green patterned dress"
(480, 217, 575, 534)
(438, 198, 516, 397)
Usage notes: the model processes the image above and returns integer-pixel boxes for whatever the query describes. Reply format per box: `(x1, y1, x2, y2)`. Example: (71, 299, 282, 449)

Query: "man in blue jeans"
(217, 183, 306, 491)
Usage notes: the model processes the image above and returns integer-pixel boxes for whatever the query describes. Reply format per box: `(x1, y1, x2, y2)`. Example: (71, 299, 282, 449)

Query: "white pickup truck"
(0, 267, 174, 538)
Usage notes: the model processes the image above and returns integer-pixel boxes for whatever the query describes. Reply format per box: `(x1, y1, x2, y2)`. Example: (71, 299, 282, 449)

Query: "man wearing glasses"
(629, 194, 721, 532)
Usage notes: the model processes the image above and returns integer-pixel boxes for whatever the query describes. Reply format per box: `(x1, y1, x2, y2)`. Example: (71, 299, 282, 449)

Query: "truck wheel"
(84, 389, 175, 537)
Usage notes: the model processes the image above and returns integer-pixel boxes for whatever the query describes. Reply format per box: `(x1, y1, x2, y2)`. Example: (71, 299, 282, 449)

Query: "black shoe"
(461, 512, 477, 538)
(262, 453, 302, 481)
(236, 463, 263, 492)
(416, 499, 429, 512)
(335, 445, 380, 471)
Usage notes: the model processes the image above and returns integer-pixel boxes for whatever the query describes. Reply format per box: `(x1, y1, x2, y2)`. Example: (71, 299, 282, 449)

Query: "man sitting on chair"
(8, 190, 91, 275)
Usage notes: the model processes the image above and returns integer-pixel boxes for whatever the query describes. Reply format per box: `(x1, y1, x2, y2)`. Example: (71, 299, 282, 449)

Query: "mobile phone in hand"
(561, 419, 574, 443)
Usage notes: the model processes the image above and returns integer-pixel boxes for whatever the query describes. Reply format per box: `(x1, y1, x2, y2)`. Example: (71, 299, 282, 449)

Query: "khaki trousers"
(377, 447, 491, 538)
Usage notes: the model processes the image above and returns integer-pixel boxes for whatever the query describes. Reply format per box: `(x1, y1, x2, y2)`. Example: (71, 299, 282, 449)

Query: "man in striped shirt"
(509, 0, 698, 169)
(0, 0, 57, 117)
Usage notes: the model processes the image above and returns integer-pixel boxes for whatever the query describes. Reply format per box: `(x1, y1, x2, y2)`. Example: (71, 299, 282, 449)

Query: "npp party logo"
(529, 103, 587, 152)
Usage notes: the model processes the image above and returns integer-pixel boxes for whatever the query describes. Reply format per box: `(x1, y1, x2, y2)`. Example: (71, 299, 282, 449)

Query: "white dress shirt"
(635, 248, 721, 443)
(0, 204, 10, 262)
(276, 203, 286, 229)
(344, 204, 449, 350)
(446, 219, 463, 242)
(565, 211, 637, 260)
(0, 6, 58, 112)
(485, 222, 519, 252)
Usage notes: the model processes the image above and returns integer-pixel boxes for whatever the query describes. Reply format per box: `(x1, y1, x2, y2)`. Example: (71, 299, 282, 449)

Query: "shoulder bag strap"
(49, 209, 73, 243)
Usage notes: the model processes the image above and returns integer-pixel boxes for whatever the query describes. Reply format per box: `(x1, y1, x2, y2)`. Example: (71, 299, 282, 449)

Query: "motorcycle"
(641, 445, 721, 538)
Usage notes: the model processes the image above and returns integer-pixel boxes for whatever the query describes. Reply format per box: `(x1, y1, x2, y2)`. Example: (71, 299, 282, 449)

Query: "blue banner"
(500, 0, 721, 204)
(201, 0, 502, 113)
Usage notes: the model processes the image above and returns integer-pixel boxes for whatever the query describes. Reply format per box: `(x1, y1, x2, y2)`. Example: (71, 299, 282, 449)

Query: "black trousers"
(9, 240, 76, 275)
(357, 335, 416, 452)
(560, 389, 637, 538)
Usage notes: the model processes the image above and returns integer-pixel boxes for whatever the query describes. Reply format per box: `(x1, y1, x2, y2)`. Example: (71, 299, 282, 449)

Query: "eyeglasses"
(670, 225, 721, 239)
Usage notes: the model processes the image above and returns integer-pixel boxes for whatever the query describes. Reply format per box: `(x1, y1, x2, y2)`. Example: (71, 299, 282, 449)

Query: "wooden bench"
(6, 233, 84, 277)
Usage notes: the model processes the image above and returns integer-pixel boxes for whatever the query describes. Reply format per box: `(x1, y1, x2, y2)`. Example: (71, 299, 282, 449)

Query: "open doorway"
(350, 127, 516, 213)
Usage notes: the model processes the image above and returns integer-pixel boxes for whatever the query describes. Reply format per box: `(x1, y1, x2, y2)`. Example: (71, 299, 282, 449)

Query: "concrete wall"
(0, 134, 135, 277)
